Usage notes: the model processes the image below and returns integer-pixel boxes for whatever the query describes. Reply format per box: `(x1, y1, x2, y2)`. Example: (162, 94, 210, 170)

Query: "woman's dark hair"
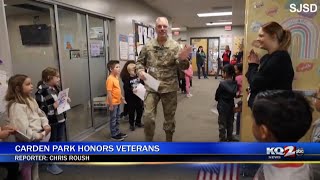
(197, 46, 204, 53)
(120, 60, 135, 81)
(261, 21, 291, 50)
(252, 90, 313, 142)
(222, 64, 235, 80)
(235, 63, 243, 73)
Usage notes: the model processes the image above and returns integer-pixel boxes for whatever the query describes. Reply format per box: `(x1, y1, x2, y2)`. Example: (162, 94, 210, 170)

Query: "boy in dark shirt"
(215, 64, 237, 141)
(123, 63, 144, 131)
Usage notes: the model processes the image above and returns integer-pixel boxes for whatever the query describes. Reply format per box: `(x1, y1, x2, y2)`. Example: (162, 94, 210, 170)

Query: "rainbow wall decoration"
(281, 17, 320, 60)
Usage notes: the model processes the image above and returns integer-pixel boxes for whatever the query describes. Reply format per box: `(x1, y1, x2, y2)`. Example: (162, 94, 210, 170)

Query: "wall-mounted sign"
(225, 26, 232, 31)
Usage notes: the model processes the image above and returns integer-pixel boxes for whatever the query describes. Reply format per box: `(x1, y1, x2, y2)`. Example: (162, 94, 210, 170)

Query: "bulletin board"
(133, 20, 155, 57)
(241, 0, 320, 142)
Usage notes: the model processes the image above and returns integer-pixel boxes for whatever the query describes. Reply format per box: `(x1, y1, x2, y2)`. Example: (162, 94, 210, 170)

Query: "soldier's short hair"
(107, 60, 119, 72)
(156, 17, 168, 25)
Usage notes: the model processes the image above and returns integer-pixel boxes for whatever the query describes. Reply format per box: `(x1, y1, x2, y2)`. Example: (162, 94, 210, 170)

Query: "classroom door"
(190, 38, 208, 74)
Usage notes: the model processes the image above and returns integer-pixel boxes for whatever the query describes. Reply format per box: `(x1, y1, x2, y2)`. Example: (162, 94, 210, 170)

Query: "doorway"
(190, 37, 220, 76)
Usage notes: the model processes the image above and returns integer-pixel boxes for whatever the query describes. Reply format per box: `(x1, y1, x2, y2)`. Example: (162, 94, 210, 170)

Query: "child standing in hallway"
(106, 60, 127, 141)
(178, 67, 186, 93)
(121, 63, 144, 131)
(184, 61, 193, 97)
(120, 61, 136, 122)
(215, 64, 237, 141)
(234, 63, 243, 137)
(36, 67, 69, 175)
(5, 74, 51, 180)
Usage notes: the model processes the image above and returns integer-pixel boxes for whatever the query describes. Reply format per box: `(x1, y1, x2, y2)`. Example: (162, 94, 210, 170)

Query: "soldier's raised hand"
(178, 45, 192, 61)
(138, 71, 146, 81)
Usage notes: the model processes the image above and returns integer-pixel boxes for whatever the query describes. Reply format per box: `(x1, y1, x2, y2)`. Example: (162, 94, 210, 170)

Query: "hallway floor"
(85, 76, 220, 142)
(38, 77, 250, 180)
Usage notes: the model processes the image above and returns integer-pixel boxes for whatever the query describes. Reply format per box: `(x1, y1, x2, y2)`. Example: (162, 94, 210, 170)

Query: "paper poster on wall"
(138, 26, 143, 44)
(0, 70, 7, 113)
(143, 27, 148, 44)
(128, 34, 134, 45)
(64, 35, 74, 50)
(119, 34, 129, 60)
(148, 28, 154, 38)
(220, 38, 226, 45)
(129, 55, 135, 60)
(137, 45, 143, 56)
(129, 46, 134, 54)
(128, 34, 136, 60)
(0, 70, 6, 85)
(226, 37, 232, 44)
(90, 43, 101, 57)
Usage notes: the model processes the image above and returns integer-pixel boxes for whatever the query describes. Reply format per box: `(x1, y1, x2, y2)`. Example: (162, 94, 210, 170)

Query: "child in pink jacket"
(184, 62, 193, 98)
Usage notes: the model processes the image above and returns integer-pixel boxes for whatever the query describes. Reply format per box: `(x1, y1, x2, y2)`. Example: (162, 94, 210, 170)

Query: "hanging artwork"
(133, 20, 155, 56)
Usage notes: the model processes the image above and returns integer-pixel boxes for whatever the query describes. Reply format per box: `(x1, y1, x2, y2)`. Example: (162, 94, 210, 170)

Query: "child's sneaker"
(186, 93, 193, 98)
(119, 132, 128, 138)
(111, 134, 124, 141)
(121, 115, 129, 121)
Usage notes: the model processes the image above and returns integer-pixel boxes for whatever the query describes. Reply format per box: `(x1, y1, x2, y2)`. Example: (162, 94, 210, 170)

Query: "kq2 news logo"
(266, 146, 304, 159)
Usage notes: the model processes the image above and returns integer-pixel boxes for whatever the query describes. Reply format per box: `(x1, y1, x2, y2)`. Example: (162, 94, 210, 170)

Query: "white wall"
(172, 31, 187, 41)
(0, 0, 13, 76)
(54, 0, 165, 60)
(187, 26, 245, 44)
(6, 12, 59, 95)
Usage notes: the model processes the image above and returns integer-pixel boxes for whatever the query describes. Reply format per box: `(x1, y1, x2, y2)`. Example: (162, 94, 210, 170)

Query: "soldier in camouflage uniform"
(136, 17, 191, 142)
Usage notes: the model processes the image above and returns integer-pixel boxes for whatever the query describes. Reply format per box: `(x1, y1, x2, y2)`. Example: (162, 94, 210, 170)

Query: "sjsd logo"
(290, 4, 318, 13)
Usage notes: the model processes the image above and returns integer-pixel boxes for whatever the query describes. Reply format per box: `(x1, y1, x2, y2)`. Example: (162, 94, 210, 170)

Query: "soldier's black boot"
(145, 136, 153, 141)
(166, 133, 173, 142)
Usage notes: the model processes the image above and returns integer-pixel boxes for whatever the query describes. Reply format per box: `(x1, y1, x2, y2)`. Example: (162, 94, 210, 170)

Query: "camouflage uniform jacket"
(136, 38, 189, 93)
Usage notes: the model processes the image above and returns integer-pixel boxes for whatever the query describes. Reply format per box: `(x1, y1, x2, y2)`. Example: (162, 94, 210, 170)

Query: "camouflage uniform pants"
(143, 91, 177, 141)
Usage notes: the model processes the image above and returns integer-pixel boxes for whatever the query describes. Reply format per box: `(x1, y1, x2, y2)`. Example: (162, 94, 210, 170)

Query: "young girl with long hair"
(5, 74, 51, 180)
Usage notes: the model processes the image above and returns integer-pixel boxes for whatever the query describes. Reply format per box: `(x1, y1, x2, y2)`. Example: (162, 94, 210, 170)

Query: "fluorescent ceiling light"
(206, 22, 232, 26)
(197, 12, 232, 17)
(171, 28, 180, 31)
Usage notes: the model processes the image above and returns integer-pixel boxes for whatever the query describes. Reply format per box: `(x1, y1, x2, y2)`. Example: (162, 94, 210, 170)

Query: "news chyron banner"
(0, 142, 317, 163)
